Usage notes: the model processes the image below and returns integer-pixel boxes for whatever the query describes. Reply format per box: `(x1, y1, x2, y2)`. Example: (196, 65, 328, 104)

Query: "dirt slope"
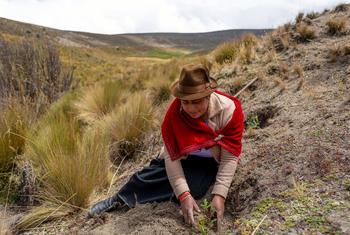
(5, 4, 350, 235)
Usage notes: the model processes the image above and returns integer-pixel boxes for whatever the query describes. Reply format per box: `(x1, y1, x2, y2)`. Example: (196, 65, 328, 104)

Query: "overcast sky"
(0, 0, 348, 34)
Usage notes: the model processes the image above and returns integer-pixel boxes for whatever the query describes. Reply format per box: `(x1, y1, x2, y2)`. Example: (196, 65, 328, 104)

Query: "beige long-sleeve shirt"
(159, 92, 239, 199)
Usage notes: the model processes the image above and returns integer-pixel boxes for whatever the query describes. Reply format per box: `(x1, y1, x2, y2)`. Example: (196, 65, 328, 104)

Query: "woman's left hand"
(211, 194, 225, 232)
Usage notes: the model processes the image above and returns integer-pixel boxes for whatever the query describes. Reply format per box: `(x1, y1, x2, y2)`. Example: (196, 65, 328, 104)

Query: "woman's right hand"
(180, 195, 200, 225)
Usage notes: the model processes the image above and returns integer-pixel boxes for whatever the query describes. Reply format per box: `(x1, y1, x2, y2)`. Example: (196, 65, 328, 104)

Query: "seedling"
(197, 199, 217, 235)
(247, 115, 260, 129)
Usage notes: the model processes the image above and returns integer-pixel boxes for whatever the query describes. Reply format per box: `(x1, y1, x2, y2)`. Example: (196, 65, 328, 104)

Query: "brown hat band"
(178, 83, 210, 94)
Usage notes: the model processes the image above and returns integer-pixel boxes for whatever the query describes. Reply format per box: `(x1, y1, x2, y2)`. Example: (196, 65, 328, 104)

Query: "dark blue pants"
(117, 155, 219, 208)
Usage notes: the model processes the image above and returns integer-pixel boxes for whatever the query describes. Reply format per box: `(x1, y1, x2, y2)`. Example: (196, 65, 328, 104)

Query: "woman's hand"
(211, 194, 225, 232)
(180, 195, 200, 225)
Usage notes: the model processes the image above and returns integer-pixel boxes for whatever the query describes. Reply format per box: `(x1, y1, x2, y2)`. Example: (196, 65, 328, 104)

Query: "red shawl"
(161, 90, 244, 161)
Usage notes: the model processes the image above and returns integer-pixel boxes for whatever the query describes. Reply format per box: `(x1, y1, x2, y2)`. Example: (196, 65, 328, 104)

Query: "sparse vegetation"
(0, 37, 74, 112)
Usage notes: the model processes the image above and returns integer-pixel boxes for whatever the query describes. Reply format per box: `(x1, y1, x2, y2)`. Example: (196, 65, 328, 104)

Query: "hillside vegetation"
(0, 3, 350, 235)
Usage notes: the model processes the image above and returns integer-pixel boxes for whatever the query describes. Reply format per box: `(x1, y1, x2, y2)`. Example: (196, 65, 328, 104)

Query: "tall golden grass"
(0, 104, 28, 172)
(103, 92, 156, 162)
(214, 33, 258, 64)
(26, 93, 110, 207)
(74, 81, 127, 124)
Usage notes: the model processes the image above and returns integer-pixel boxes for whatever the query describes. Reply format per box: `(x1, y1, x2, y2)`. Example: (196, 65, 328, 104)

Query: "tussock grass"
(148, 79, 172, 105)
(279, 62, 289, 77)
(292, 63, 304, 77)
(271, 26, 292, 51)
(296, 24, 316, 42)
(26, 93, 110, 208)
(326, 18, 347, 35)
(295, 12, 304, 24)
(14, 202, 72, 232)
(0, 104, 28, 172)
(214, 41, 240, 64)
(214, 33, 258, 64)
(328, 45, 342, 62)
(0, 218, 11, 235)
(306, 12, 319, 20)
(334, 3, 348, 12)
(74, 81, 127, 124)
(103, 92, 156, 162)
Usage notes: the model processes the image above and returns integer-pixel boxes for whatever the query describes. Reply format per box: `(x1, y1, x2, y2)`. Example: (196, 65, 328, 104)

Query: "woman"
(89, 64, 244, 230)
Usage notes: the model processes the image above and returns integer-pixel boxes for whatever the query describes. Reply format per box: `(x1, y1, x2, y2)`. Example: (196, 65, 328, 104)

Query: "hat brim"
(170, 77, 218, 101)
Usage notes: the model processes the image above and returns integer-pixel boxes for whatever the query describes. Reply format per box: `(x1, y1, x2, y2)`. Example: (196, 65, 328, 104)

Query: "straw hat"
(170, 64, 218, 100)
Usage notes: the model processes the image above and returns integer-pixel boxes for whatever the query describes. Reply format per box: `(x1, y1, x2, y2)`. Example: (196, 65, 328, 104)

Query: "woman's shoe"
(88, 195, 121, 217)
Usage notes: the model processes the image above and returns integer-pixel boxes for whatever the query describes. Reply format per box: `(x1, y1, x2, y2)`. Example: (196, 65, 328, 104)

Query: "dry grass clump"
(326, 18, 347, 35)
(74, 81, 126, 124)
(0, 219, 11, 235)
(296, 23, 316, 42)
(328, 45, 343, 62)
(0, 104, 28, 172)
(296, 77, 305, 91)
(148, 79, 172, 105)
(214, 41, 240, 64)
(272, 76, 286, 91)
(214, 33, 258, 64)
(292, 63, 304, 77)
(306, 12, 319, 20)
(271, 26, 292, 51)
(237, 33, 258, 64)
(14, 202, 72, 232)
(333, 3, 348, 12)
(103, 92, 156, 161)
(25, 93, 110, 209)
(279, 62, 289, 78)
(295, 12, 304, 24)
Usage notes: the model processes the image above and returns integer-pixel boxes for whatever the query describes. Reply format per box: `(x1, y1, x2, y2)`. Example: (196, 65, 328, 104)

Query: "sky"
(0, 0, 348, 34)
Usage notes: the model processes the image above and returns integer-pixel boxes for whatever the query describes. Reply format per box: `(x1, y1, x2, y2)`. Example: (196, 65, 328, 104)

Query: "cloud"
(0, 0, 347, 34)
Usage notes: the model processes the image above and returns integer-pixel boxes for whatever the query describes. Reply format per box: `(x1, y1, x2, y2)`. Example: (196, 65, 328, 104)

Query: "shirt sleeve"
(211, 148, 238, 198)
(161, 146, 190, 198)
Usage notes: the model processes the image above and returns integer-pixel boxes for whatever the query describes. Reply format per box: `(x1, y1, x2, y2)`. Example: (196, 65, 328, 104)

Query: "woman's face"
(181, 96, 210, 119)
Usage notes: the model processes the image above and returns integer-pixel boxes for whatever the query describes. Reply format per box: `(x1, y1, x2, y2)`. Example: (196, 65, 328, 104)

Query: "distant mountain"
(0, 17, 271, 52)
